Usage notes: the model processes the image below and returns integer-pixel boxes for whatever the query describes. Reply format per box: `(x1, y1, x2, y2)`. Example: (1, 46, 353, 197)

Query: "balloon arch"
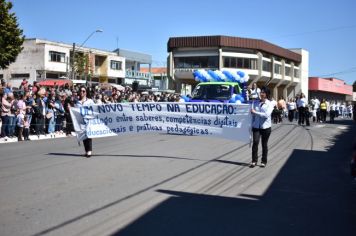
(187, 69, 249, 103)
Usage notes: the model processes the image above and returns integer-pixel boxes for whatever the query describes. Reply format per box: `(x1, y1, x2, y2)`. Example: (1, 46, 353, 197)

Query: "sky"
(11, 0, 356, 85)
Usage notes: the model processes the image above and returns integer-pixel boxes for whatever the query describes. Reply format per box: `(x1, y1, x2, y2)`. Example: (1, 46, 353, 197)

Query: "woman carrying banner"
(76, 86, 94, 158)
(250, 86, 274, 168)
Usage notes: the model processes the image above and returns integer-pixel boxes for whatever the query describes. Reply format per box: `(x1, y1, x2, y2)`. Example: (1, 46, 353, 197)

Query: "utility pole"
(71, 43, 76, 80)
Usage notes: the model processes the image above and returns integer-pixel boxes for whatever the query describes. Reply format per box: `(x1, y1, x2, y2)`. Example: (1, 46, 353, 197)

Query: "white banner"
(70, 102, 252, 143)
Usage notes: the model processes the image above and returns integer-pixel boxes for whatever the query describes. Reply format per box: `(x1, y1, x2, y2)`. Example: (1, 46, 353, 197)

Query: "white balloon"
(215, 70, 227, 81)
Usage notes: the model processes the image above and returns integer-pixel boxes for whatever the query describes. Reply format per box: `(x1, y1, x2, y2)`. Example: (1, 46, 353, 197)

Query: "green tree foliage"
(74, 53, 91, 79)
(0, 0, 25, 69)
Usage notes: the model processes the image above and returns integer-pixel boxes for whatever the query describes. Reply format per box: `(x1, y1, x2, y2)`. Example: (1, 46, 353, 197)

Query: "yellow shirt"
(320, 102, 327, 110)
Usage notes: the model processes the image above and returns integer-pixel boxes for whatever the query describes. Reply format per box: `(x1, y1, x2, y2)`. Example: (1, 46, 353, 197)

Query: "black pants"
(252, 127, 271, 164)
(65, 113, 74, 135)
(83, 138, 92, 152)
(288, 109, 295, 122)
(23, 128, 29, 140)
(320, 109, 327, 122)
(35, 115, 45, 135)
(330, 110, 335, 123)
(298, 107, 305, 125)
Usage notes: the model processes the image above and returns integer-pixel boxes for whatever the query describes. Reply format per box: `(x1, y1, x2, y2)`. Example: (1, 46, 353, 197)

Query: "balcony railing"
(126, 70, 152, 79)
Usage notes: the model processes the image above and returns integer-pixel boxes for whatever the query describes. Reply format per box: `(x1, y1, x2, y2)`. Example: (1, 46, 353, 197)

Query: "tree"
(0, 0, 25, 69)
(353, 81, 356, 92)
(73, 53, 92, 80)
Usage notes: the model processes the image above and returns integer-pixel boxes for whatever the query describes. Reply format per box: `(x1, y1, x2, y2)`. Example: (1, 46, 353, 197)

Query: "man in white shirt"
(296, 93, 307, 125)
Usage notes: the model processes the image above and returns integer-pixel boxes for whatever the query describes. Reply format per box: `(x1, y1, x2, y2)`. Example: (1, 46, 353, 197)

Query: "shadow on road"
(47, 153, 203, 162)
(113, 121, 356, 236)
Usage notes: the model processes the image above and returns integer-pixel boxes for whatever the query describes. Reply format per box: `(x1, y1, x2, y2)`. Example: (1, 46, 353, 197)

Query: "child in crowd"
(272, 106, 280, 124)
(312, 107, 317, 122)
(16, 109, 24, 141)
(23, 116, 30, 141)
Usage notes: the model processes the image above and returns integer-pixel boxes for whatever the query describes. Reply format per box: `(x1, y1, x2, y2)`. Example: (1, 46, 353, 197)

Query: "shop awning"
(38, 79, 73, 87)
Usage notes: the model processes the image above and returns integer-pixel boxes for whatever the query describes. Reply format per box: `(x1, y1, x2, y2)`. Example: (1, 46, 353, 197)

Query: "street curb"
(0, 132, 76, 144)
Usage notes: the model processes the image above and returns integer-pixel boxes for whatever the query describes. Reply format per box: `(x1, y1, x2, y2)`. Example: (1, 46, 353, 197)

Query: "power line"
(274, 24, 356, 39)
(317, 66, 356, 77)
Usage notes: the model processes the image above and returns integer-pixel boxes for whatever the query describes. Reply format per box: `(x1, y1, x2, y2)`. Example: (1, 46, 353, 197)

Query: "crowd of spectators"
(0, 79, 182, 141)
(248, 84, 355, 126)
(1, 79, 355, 142)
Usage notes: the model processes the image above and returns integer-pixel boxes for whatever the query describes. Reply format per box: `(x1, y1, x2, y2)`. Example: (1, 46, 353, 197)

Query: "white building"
(0, 39, 152, 88)
(167, 35, 309, 100)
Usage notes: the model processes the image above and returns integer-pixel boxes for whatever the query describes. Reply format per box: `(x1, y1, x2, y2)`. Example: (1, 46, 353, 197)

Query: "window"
(0, 74, 3, 79)
(285, 67, 291, 76)
(11, 73, 30, 78)
(294, 69, 299, 78)
(223, 57, 257, 69)
(274, 64, 281, 74)
(262, 60, 271, 72)
(174, 56, 219, 69)
(49, 51, 65, 62)
(110, 60, 122, 70)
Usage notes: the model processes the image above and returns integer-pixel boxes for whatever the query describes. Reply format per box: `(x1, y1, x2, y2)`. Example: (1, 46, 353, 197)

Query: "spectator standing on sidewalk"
(46, 96, 56, 138)
(16, 108, 24, 141)
(33, 88, 47, 137)
(1, 94, 11, 138)
(250, 86, 273, 168)
(8, 93, 17, 138)
(23, 116, 30, 141)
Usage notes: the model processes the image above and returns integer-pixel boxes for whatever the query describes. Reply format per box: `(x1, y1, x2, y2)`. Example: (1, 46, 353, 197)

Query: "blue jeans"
(1, 116, 9, 137)
(8, 116, 16, 137)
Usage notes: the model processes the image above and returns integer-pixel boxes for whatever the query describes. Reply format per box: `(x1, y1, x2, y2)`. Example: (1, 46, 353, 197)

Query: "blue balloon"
(222, 70, 235, 82)
(181, 95, 190, 102)
(207, 70, 221, 82)
(228, 97, 236, 103)
(193, 70, 206, 82)
(237, 71, 245, 78)
(233, 94, 243, 102)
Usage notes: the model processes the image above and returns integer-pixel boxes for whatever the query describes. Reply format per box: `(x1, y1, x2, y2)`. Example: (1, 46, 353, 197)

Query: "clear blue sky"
(12, 0, 356, 85)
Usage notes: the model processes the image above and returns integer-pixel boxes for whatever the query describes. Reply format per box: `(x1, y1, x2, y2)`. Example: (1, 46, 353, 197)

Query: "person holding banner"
(250, 86, 273, 168)
(76, 86, 94, 158)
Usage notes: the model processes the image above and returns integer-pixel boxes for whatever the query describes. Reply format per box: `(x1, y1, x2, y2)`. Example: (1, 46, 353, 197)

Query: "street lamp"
(71, 29, 103, 80)
(79, 29, 103, 48)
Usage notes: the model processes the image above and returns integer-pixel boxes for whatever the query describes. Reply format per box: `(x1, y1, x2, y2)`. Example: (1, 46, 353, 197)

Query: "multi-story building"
(140, 67, 169, 90)
(167, 35, 309, 100)
(114, 48, 152, 87)
(0, 39, 153, 88)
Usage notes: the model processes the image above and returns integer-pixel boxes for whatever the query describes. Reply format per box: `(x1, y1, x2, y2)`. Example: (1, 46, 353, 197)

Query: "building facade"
(0, 39, 153, 88)
(309, 77, 353, 102)
(140, 67, 169, 90)
(167, 35, 309, 99)
(114, 48, 152, 87)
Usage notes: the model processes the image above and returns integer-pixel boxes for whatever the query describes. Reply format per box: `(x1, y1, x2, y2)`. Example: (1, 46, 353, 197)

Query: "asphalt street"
(0, 119, 355, 236)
